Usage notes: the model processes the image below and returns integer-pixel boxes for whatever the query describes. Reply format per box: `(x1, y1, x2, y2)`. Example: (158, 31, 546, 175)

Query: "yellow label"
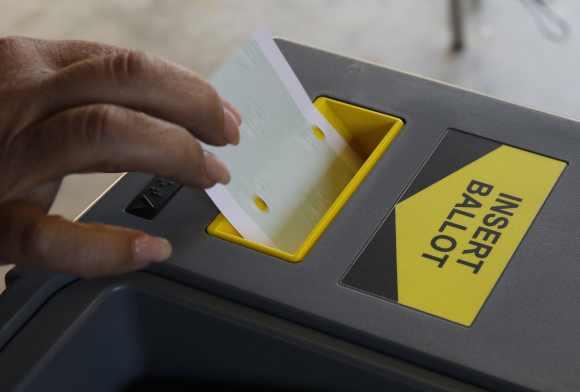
(396, 146, 565, 326)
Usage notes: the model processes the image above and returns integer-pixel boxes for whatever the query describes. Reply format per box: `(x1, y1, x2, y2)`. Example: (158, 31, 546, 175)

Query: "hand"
(0, 36, 241, 278)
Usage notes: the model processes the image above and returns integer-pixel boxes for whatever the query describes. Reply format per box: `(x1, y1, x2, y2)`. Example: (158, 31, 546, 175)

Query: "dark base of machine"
(0, 269, 481, 392)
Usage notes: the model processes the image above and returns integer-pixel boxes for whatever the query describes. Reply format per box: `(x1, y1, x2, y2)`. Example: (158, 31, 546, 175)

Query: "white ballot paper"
(205, 31, 361, 253)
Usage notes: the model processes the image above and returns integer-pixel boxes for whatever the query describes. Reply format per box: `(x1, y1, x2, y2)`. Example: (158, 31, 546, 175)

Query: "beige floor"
(1, 0, 580, 293)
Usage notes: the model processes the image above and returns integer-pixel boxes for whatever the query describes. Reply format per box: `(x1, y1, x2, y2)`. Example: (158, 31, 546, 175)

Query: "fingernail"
(204, 150, 231, 184)
(223, 99, 242, 125)
(133, 235, 172, 266)
(223, 108, 240, 145)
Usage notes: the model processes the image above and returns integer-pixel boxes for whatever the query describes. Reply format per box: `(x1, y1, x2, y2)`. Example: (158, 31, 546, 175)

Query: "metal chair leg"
(450, 0, 465, 52)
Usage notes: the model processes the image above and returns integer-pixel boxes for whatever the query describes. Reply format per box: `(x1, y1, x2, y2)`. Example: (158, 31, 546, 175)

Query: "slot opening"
(207, 97, 404, 262)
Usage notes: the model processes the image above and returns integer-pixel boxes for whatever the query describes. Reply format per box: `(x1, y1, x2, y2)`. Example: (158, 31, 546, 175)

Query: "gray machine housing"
(1, 39, 580, 391)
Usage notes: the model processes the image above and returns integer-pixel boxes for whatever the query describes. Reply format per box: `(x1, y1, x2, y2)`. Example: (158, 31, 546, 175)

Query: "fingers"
(38, 50, 240, 146)
(13, 104, 230, 193)
(39, 39, 242, 136)
(0, 202, 172, 278)
(22, 180, 62, 212)
(31, 38, 128, 68)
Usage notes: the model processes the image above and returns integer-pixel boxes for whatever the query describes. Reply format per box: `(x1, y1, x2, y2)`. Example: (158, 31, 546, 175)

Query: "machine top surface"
(83, 40, 580, 391)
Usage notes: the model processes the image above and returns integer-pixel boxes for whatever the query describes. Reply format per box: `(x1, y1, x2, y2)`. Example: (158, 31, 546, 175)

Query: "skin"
(0, 36, 241, 278)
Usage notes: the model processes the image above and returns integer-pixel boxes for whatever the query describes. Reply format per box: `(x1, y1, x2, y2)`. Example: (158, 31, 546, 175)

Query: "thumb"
(0, 201, 172, 278)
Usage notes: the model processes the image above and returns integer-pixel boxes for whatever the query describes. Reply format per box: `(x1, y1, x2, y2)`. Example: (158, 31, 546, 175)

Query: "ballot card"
(205, 30, 361, 253)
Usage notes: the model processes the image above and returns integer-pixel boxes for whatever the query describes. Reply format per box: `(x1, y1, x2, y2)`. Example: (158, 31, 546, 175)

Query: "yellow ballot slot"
(207, 97, 404, 262)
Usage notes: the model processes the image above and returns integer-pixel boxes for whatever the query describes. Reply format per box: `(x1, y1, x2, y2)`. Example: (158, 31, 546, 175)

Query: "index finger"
(29, 38, 127, 68)
(35, 45, 240, 146)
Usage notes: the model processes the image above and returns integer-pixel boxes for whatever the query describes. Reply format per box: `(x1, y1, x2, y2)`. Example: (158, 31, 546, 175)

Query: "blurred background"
(1, 0, 579, 291)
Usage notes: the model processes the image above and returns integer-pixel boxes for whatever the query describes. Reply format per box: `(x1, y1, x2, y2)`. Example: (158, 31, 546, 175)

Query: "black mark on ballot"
(422, 180, 523, 274)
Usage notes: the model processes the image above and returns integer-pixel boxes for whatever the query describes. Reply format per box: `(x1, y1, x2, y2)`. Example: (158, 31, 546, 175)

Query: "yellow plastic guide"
(207, 97, 404, 262)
